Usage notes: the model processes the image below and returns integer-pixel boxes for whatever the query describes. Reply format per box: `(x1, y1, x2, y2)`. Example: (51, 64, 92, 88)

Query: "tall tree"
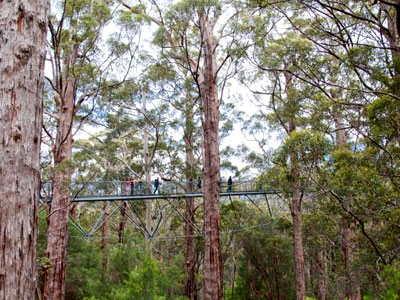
(118, 1, 242, 297)
(42, 0, 135, 298)
(0, 0, 48, 299)
(242, 15, 331, 295)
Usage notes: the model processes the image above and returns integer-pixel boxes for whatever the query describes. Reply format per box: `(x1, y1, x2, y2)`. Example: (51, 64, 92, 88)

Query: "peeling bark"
(0, 1, 48, 299)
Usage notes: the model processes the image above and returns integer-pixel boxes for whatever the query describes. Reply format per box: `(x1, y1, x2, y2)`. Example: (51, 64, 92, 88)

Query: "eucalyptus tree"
(0, 1, 48, 299)
(289, 0, 400, 181)
(73, 116, 145, 246)
(128, 62, 204, 298)
(118, 1, 244, 298)
(41, 0, 139, 298)
(241, 10, 335, 294)
(265, 3, 400, 297)
(161, 69, 204, 299)
(102, 61, 179, 237)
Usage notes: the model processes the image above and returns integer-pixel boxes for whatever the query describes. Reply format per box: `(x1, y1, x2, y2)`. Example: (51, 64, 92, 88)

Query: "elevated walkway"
(41, 180, 279, 202)
(39, 179, 280, 239)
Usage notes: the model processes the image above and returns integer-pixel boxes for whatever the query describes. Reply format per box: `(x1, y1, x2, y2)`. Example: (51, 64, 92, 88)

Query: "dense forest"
(1, 0, 400, 299)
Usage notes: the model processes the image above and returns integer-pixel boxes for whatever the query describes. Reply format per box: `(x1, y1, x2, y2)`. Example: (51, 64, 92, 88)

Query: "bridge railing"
(41, 179, 268, 198)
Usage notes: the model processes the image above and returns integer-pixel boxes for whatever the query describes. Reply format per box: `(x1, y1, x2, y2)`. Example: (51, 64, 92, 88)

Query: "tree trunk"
(272, 255, 281, 300)
(316, 250, 326, 300)
(380, 2, 400, 76)
(286, 70, 306, 300)
(118, 201, 128, 243)
(101, 203, 109, 274)
(334, 117, 361, 300)
(291, 198, 306, 300)
(0, 1, 48, 298)
(142, 95, 152, 237)
(184, 102, 198, 300)
(340, 219, 361, 300)
(43, 74, 75, 300)
(184, 195, 197, 299)
(199, 14, 223, 300)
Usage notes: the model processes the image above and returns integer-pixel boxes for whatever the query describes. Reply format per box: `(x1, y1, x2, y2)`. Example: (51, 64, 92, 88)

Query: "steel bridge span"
(41, 179, 279, 202)
(39, 180, 280, 239)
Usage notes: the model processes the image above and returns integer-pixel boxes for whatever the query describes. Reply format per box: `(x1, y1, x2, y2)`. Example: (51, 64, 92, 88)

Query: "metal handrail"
(41, 179, 271, 198)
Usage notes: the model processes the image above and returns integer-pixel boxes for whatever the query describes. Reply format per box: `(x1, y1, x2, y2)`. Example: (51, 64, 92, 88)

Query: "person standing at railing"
(188, 179, 194, 192)
(153, 178, 160, 194)
(129, 177, 135, 195)
(227, 176, 233, 192)
(197, 177, 202, 191)
(125, 181, 129, 195)
(137, 180, 143, 195)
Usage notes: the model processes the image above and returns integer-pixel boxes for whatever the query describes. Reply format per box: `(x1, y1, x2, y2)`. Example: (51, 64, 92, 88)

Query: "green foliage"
(38, 1, 400, 299)
(145, 63, 177, 82)
(232, 217, 295, 299)
(111, 255, 186, 300)
(112, 256, 163, 300)
(368, 95, 400, 142)
(62, 228, 187, 299)
(364, 263, 400, 300)
(277, 130, 331, 166)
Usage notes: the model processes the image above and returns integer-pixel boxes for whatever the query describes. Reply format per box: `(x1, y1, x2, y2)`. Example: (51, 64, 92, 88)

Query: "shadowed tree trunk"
(42, 2, 124, 297)
(290, 186, 305, 300)
(285, 71, 306, 300)
(334, 114, 361, 300)
(142, 94, 152, 237)
(184, 101, 198, 300)
(101, 203, 109, 274)
(118, 201, 128, 243)
(184, 192, 197, 299)
(316, 250, 326, 300)
(0, 1, 48, 299)
(199, 13, 223, 300)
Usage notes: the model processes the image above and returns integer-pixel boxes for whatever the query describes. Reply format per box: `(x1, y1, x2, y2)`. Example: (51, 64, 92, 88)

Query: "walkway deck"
(41, 180, 279, 202)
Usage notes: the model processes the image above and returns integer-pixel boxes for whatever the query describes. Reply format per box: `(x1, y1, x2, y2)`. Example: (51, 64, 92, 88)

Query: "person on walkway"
(125, 180, 130, 195)
(227, 176, 233, 192)
(153, 178, 160, 194)
(137, 180, 143, 194)
(197, 177, 202, 190)
(129, 177, 135, 195)
(188, 178, 194, 192)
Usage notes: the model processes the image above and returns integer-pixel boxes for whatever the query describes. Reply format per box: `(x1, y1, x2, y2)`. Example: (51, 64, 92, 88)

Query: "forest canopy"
(1, 0, 400, 300)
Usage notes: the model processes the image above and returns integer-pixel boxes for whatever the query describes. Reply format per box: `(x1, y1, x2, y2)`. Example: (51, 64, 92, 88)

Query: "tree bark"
(184, 102, 198, 300)
(199, 14, 223, 300)
(286, 70, 306, 300)
(334, 117, 361, 300)
(184, 195, 197, 299)
(291, 196, 306, 300)
(43, 73, 75, 300)
(118, 201, 128, 243)
(316, 250, 326, 300)
(143, 95, 152, 236)
(380, 2, 400, 75)
(0, 1, 48, 299)
(101, 203, 109, 274)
